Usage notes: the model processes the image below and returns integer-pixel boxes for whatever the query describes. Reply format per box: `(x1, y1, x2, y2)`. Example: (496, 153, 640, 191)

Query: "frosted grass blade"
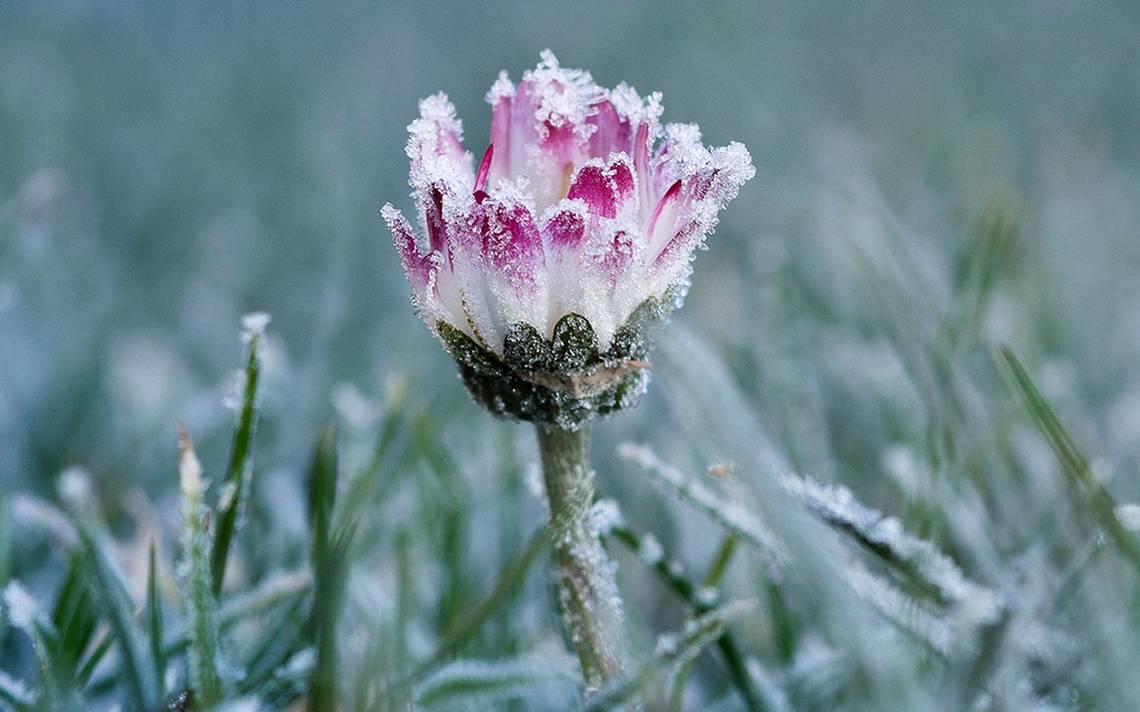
(998, 347, 1140, 568)
(211, 316, 265, 597)
(178, 427, 225, 707)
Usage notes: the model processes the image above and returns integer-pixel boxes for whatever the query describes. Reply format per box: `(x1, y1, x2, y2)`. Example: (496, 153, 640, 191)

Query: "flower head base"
(385, 51, 754, 428)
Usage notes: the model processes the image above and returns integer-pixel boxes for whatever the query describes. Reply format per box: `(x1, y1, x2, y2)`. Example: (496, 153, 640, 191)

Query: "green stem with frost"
(535, 424, 626, 691)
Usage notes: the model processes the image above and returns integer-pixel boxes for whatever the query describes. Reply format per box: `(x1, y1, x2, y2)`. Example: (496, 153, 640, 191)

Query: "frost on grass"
(177, 427, 226, 705)
(618, 443, 787, 568)
(587, 599, 758, 711)
(0, 669, 38, 707)
(9, 493, 78, 546)
(745, 656, 794, 712)
(2, 581, 45, 632)
(415, 653, 579, 708)
(638, 533, 664, 565)
(841, 560, 954, 655)
(239, 311, 271, 343)
(1115, 503, 1140, 531)
(780, 473, 1002, 625)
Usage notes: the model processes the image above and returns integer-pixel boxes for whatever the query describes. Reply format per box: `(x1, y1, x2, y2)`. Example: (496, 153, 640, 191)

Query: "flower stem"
(535, 423, 626, 691)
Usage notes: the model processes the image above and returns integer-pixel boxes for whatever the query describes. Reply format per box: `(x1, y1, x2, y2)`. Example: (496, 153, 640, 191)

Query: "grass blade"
(609, 526, 766, 712)
(415, 526, 549, 677)
(3, 582, 66, 706)
(178, 426, 225, 707)
(210, 314, 266, 597)
(414, 655, 579, 708)
(0, 493, 10, 593)
(51, 552, 98, 682)
(781, 473, 1001, 619)
(618, 443, 786, 568)
(307, 425, 351, 712)
(70, 518, 158, 710)
(580, 599, 759, 712)
(670, 534, 738, 710)
(997, 347, 1140, 568)
(0, 670, 38, 710)
(85, 569, 312, 695)
(146, 541, 165, 700)
(338, 380, 406, 530)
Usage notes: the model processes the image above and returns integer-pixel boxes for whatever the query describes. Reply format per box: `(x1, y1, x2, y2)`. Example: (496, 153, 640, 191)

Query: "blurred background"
(3, 1, 1140, 709)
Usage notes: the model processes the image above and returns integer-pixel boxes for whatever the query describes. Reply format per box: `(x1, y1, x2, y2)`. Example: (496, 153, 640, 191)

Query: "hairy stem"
(536, 424, 626, 692)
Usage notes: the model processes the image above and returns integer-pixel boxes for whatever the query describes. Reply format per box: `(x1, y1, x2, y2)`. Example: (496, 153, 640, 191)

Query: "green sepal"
(503, 322, 550, 371)
(433, 292, 679, 429)
(550, 313, 600, 372)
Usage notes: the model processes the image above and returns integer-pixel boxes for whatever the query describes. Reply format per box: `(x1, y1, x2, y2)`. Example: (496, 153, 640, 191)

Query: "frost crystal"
(695, 585, 720, 607)
(2, 581, 43, 631)
(57, 465, 94, 508)
(384, 50, 754, 383)
(654, 632, 679, 656)
(1115, 503, 1140, 531)
(619, 443, 787, 567)
(639, 533, 664, 565)
(0, 670, 36, 707)
(240, 311, 271, 343)
(782, 473, 1002, 625)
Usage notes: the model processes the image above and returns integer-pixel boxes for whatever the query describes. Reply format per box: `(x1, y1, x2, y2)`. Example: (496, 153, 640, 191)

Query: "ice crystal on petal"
(385, 52, 753, 425)
(525, 49, 603, 143)
(485, 70, 515, 105)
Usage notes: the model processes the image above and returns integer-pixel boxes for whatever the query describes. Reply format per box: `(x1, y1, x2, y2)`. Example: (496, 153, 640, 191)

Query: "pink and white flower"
(383, 50, 754, 356)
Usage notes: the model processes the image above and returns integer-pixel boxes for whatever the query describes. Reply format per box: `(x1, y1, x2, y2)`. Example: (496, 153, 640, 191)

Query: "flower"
(384, 50, 754, 428)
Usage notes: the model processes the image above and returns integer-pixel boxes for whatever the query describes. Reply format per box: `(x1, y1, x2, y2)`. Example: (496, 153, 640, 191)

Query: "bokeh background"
(3, 1, 1140, 709)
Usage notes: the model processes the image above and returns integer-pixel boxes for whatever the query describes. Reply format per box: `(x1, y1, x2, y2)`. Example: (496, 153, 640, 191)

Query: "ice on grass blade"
(0, 669, 38, 710)
(998, 347, 1140, 569)
(384, 51, 753, 429)
(841, 560, 955, 657)
(580, 599, 758, 712)
(618, 443, 787, 568)
(61, 477, 161, 711)
(305, 426, 356, 712)
(414, 653, 580, 709)
(212, 312, 268, 597)
(606, 523, 766, 711)
(177, 427, 226, 707)
(3, 581, 68, 706)
(780, 473, 1002, 625)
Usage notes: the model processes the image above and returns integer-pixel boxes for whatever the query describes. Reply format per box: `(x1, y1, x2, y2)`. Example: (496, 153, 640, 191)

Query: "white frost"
(240, 311, 271, 343)
(639, 533, 664, 565)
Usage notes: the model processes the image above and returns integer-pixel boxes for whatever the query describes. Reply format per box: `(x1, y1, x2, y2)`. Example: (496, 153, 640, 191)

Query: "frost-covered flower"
(384, 51, 754, 428)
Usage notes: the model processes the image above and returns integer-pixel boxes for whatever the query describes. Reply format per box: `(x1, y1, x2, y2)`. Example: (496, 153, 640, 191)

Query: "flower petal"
(587, 98, 632, 158)
(634, 121, 652, 220)
(382, 203, 437, 297)
(406, 93, 472, 191)
(485, 71, 515, 185)
(474, 143, 494, 199)
(650, 142, 755, 274)
(566, 155, 636, 219)
(647, 179, 682, 248)
(477, 200, 545, 293)
(543, 200, 588, 251)
(507, 51, 605, 211)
